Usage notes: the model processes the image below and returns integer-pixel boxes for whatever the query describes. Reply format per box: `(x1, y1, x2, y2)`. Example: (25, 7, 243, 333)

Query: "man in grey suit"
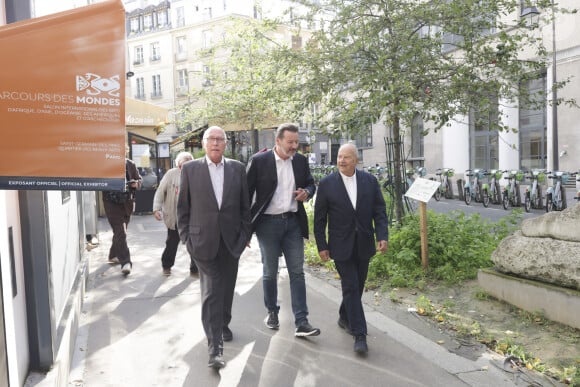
(314, 143, 388, 355)
(177, 126, 251, 370)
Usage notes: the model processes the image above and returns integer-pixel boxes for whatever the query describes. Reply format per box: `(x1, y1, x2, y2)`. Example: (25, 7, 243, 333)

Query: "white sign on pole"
(404, 178, 441, 203)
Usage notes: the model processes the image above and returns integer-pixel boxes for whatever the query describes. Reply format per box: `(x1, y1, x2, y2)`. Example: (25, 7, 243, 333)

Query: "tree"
(280, 0, 575, 224)
(180, 17, 308, 155)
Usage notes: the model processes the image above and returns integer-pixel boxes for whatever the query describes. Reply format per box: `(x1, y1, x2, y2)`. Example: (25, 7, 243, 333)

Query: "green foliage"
(180, 17, 303, 134)
(307, 200, 521, 288)
(415, 295, 434, 316)
(366, 209, 521, 287)
(473, 288, 491, 301)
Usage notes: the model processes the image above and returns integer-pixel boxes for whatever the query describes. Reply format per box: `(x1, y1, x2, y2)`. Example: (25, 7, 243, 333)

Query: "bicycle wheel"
(524, 194, 531, 212)
(546, 193, 553, 212)
(482, 188, 490, 208)
(502, 191, 509, 210)
(464, 188, 471, 205)
(434, 188, 441, 201)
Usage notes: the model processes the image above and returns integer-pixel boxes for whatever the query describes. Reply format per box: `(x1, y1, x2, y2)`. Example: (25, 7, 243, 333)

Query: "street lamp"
(521, 3, 558, 171)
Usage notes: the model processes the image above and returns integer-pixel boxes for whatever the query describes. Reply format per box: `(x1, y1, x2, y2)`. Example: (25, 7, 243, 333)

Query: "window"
(130, 17, 140, 34)
(134, 46, 144, 65)
(151, 75, 162, 98)
(519, 74, 547, 170)
(135, 77, 145, 100)
(176, 7, 185, 27)
(469, 94, 499, 170)
(202, 30, 213, 49)
(202, 65, 211, 87)
(157, 9, 168, 27)
(150, 42, 160, 61)
(176, 36, 187, 61)
(143, 13, 153, 30)
(410, 113, 424, 163)
(177, 69, 189, 96)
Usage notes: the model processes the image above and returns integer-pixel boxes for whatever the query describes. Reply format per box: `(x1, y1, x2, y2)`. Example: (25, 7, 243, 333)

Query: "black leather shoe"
(208, 354, 226, 369)
(222, 326, 233, 342)
(354, 335, 368, 354)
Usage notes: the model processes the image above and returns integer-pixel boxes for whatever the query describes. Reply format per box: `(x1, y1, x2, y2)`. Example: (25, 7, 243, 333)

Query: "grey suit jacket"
(177, 157, 251, 260)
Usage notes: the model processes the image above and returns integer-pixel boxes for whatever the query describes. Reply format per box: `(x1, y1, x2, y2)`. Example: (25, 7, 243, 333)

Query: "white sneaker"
(121, 263, 132, 275)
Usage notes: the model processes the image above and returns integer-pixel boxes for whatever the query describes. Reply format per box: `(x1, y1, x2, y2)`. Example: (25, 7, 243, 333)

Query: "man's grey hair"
(175, 151, 193, 167)
(202, 126, 227, 142)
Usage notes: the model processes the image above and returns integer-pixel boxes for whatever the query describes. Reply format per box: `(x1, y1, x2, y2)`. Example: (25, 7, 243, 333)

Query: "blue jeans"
(256, 215, 309, 327)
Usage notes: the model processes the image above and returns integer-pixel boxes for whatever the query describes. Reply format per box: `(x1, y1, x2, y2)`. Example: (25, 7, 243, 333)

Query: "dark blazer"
(246, 150, 315, 239)
(177, 157, 251, 260)
(314, 170, 388, 261)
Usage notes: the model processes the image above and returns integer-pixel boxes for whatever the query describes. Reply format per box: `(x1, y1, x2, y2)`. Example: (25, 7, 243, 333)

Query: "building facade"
(362, 1, 580, 183)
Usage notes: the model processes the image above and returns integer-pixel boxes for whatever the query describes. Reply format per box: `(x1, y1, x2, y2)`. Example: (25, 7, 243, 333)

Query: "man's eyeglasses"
(206, 137, 226, 144)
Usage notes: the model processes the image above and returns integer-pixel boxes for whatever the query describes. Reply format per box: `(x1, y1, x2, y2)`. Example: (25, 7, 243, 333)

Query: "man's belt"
(262, 211, 296, 219)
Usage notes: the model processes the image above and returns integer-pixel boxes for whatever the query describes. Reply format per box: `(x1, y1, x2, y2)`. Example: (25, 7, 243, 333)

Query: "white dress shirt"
(206, 155, 224, 209)
(340, 171, 357, 209)
(264, 149, 298, 214)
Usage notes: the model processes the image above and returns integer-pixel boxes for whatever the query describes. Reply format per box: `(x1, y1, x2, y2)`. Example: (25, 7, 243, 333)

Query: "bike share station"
(404, 178, 441, 269)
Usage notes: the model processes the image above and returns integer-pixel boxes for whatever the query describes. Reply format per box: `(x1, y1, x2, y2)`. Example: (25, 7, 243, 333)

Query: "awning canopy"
(125, 98, 168, 131)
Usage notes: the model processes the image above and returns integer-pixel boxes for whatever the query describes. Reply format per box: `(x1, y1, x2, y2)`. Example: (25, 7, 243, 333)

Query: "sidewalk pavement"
(64, 214, 523, 387)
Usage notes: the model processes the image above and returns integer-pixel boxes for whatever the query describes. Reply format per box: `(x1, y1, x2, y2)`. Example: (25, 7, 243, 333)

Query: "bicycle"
(463, 169, 485, 205)
(545, 171, 569, 212)
(502, 170, 523, 210)
(433, 168, 455, 201)
(523, 169, 546, 212)
(486, 169, 503, 206)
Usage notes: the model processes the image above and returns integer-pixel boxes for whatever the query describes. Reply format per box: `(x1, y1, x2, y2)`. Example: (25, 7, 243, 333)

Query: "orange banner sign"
(0, 0, 126, 191)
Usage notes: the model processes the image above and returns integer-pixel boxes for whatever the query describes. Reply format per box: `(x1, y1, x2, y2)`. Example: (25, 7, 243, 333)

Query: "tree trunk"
(392, 114, 404, 224)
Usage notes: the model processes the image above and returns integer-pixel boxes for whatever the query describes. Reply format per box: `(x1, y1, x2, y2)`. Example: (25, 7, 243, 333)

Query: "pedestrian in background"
(103, 153, 142, 276)
(152, 151, 198, 276)
(246, 122, 320, 337)
(177, 126, 251, 370)
(313, 143, 388, 354)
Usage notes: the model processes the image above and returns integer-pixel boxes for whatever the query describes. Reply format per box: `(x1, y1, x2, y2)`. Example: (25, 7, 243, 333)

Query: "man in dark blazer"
(246, 123, 320, 337)
(314, 143, 388, 354)
(177, 126, 251, 370)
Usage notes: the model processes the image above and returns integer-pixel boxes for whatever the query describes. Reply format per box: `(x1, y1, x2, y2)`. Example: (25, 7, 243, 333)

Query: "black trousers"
(334, 242, 369, 336)
(103, 199, 134, 265)
(189, 237, 239, 355)
(161, 227, 197, 271)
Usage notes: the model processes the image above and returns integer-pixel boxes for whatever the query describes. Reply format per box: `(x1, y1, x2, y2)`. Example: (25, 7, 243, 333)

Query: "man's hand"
(318, 250, 330, 262)
(294, 188, 309, 202)
(153, 210, 162, 221)
(377, 240, 388, 253)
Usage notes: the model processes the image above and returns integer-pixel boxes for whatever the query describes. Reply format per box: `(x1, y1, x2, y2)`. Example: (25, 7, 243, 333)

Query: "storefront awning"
(125, 98, 168, 132)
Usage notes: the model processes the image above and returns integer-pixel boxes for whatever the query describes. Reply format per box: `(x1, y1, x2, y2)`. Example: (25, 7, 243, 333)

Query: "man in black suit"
(177, 126, 251, 369)
(246, 123, 320, 337)
(314, 143, 388, 354)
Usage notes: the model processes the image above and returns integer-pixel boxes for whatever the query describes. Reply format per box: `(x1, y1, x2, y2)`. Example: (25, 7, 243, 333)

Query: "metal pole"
(551, 0, 558, 171)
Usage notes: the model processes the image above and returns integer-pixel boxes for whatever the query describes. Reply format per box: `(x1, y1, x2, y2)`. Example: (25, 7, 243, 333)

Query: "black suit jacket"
(177, 157, 251, 260)
(313, 170, 388, 261)
(246, 150, 315, 239)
